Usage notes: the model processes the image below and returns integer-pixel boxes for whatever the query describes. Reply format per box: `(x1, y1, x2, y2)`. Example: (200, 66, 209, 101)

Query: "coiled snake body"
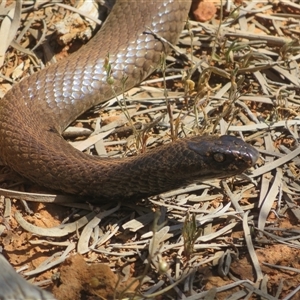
(0, 1, 259, 298)
(0, 0, 258, 200)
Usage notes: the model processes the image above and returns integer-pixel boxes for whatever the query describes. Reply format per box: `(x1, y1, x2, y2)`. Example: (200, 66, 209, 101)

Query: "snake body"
(0, 1, 260, 299)
(0, 0, 258, 200)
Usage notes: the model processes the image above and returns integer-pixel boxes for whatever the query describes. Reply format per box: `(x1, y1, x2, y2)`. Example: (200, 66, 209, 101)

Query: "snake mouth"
(218, 135, 259, 168)
(245, 144, 259, 167)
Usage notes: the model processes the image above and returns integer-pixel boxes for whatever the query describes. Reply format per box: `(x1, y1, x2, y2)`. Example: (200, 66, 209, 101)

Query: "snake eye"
(213, 152, 225, 162)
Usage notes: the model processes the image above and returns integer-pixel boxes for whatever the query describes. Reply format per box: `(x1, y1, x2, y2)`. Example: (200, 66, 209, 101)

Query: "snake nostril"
(213, 152, 225, 162)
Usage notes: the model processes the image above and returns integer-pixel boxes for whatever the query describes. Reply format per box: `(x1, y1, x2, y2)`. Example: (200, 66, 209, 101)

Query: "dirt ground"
(1, 201, 300, 299)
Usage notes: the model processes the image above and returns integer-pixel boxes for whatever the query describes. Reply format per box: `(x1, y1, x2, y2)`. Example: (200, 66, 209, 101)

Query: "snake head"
(187, 135, 259, 180)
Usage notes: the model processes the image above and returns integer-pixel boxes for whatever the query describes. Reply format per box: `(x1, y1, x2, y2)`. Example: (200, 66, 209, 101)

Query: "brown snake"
(0, 1, 260, 298)
(0, 0, 258, 201)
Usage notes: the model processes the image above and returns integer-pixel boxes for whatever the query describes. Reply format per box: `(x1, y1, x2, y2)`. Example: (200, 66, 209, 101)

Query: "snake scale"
(0, 0, 258, 201)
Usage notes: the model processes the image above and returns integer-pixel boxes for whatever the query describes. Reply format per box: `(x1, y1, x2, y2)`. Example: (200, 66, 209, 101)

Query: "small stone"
(193, 1, 217, 22)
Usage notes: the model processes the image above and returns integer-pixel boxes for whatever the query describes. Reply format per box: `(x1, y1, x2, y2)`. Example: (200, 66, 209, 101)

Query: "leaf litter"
(0, 0, 300, 299)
